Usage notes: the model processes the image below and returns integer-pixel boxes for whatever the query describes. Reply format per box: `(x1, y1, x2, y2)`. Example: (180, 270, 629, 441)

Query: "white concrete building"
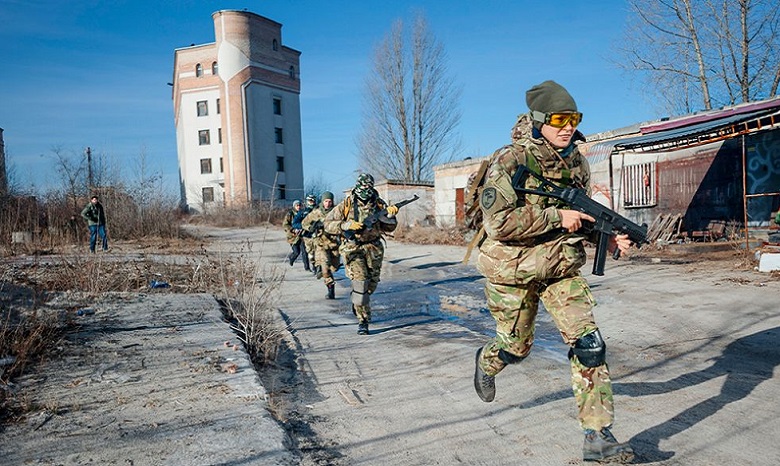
(433, 157, 487, 226)
(172, 10, 303, 212)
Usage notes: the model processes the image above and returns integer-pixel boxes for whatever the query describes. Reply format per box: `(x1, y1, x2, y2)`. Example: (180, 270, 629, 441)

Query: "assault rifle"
(511, 166, 648, 276)
(309, 220, 324, 235)
(344, 194, 420, 241)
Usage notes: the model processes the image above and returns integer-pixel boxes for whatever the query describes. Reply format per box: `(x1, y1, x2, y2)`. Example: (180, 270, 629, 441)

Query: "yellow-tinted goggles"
(546, 112, 583, 128)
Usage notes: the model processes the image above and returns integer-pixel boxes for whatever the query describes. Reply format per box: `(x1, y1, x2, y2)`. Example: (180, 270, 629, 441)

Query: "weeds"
(392, 223, 467, 245)
(214, 241, 285, 367)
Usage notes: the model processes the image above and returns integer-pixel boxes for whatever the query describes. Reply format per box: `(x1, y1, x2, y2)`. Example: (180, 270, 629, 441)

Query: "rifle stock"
(511, 166, 648, 276)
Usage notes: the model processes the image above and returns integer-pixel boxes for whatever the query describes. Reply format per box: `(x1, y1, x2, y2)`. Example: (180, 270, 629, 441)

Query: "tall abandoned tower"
(172, 10, 303, 212)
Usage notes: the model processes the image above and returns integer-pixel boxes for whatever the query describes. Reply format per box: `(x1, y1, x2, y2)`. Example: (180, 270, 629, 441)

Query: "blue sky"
(0, 0, 660, 197)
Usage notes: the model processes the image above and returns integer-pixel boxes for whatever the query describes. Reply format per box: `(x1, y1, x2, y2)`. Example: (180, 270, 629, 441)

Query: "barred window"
(274, 127, 283, 144)
(273, 97, 282, 115)
(622, 162, 656, 208)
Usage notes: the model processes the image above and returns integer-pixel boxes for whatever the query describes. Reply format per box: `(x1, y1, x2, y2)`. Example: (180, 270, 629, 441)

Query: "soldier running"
(472, 80, 634, 463)
(302, 191, 341, 299)
(324, 174, 398, 335)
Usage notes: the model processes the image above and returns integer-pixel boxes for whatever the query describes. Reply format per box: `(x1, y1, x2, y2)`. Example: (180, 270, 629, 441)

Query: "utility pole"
(85, 146, 93, 191)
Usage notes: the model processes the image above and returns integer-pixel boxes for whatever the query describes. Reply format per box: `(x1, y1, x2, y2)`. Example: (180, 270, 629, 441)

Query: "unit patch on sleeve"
(481, 187, 497, 210)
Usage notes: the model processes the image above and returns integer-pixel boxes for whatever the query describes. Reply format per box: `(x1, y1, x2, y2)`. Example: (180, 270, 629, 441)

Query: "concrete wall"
(175, 87, 223, 211)
(244, 83, 303, 202)
(433, 157, 487, 227)
(374, 180, 435, 228)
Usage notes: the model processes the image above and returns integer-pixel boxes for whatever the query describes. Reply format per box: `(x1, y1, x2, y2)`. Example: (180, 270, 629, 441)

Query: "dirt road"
(3, 225, 780, 465)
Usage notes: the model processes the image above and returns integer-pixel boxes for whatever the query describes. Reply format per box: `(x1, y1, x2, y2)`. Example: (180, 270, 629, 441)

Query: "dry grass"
(186, 204, 288, 229)
(216, 243, 285, 367)
(392, 224, 468, 246)
(0, 228, 286, 424)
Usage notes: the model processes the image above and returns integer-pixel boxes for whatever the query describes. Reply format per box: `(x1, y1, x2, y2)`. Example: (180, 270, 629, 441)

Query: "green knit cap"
(525, 80, 577, 124)
(321, 191, 334, 201)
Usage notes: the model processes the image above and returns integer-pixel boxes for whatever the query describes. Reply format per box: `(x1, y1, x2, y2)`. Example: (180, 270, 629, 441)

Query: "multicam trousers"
(303, 236, 317, 269)
(339, 239, 384, 323)
(477, 275, 615, 431)
(315, 242, 341, 286)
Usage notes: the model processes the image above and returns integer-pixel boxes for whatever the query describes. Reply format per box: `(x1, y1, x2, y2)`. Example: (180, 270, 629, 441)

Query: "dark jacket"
(81, 201, 106, 226)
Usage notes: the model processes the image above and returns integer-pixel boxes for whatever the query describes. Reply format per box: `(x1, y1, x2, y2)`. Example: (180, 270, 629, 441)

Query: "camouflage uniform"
(324, 176, 397, 328)
(302, 193, 341, 293)
(476, 113, 614, 432)
(282, 201, 310, 271)
(302, 194, 318, 271)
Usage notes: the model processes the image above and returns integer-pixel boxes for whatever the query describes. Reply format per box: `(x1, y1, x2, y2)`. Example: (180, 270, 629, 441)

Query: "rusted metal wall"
(745, 130, 780, 225)
(591, 129, 780, 233)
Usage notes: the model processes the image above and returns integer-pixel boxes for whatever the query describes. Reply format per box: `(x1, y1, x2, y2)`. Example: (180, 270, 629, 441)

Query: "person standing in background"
(81, 195, 108, 253)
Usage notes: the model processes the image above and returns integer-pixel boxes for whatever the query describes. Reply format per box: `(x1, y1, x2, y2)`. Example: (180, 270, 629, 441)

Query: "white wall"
(433, 157, 486, 226)
(176, 88, 224, 212)
(244, 82, 303, 203)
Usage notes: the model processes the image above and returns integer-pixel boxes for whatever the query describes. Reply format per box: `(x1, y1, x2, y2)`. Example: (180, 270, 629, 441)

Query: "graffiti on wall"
(746, 131, 780, 224)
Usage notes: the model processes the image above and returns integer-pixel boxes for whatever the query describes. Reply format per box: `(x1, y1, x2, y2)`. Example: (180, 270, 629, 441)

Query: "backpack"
(461, 146, 538, 264)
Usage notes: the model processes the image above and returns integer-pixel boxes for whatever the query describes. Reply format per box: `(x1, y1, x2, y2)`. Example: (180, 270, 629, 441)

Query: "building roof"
(586, 96, 780, 161)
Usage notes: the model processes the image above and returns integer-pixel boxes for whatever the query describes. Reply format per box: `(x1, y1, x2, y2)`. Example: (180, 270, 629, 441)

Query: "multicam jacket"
(477, 114, 592, 285)
(323, 190, 397, 243)
(302, 204, 340, 250)
(283, 208, 306, 245)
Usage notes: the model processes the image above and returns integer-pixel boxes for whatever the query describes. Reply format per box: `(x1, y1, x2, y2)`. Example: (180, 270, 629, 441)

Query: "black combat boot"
(582, 427, 634, 463)
(357, 322, 369, 335)
(326, 283, 335, 299)
(473, 348, 495, 402)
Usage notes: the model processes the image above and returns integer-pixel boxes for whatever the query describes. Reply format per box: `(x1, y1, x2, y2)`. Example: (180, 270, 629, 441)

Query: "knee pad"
(351, 279, 370, 306)
(568, 330, 606, 368)
(498, 349, 526, 365)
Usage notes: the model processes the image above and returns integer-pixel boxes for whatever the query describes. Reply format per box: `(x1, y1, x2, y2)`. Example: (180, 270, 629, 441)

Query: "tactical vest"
(462, 138, 587, 263)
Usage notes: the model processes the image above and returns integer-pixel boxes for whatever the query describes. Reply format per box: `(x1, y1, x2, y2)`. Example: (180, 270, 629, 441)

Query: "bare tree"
(616, 0, 780, 114)
(52, 146, 88, 211)
(357, 14, 462, 182)
(304, 172, 333, 200)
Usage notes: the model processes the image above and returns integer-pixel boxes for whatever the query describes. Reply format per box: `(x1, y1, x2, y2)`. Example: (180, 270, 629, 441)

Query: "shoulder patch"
(481, 187, 497, 210)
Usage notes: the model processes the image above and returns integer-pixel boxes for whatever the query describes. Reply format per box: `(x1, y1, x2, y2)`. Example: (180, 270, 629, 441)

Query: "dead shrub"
(213, 242, 285, 367)
(392, 223, 468, 246)
(189, 203, 288, 229)
(0, 306, 65, 423)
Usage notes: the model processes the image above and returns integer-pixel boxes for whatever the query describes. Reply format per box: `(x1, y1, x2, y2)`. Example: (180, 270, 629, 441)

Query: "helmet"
(356, 173, 375, 188)
(354, 173, 376, 201)
(305, 194, 317, 204)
